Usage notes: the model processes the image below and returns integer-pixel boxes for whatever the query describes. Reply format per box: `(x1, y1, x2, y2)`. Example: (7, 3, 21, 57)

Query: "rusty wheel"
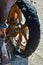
(5, 0, 40, 58)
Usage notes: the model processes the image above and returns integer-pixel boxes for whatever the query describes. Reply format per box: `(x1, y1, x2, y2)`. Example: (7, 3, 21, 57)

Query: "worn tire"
(14, 0, 40, 58)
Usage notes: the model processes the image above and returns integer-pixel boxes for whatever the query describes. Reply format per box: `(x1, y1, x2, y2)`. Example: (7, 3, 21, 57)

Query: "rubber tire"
(14, 0, 40, 58)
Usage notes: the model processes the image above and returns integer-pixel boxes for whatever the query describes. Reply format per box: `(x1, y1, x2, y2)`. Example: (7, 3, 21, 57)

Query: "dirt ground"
(28, 0, 43, 65)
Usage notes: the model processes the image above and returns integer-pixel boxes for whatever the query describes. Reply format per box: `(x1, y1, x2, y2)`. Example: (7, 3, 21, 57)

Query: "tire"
(14, 0, 40, 58)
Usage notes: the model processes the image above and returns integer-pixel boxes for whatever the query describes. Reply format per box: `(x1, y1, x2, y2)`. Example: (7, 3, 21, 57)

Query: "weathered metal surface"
(0, 0, 16, 25)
